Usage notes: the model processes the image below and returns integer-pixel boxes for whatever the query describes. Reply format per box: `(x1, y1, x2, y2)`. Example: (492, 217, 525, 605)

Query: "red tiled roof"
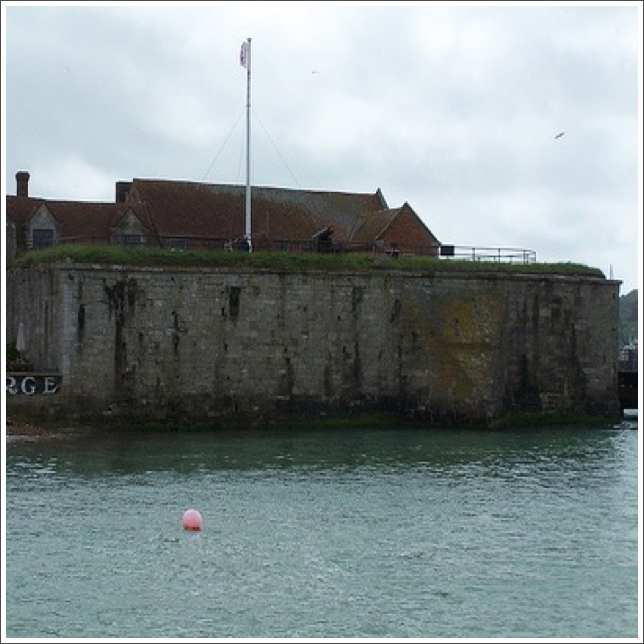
(41, 200, 128, 241)
(5, 195, 143, 244)
(349, 208, 401, 246)
(6, 177, 440, 252)
(5, 195, 44, 226)
(128, 179, 386, 244)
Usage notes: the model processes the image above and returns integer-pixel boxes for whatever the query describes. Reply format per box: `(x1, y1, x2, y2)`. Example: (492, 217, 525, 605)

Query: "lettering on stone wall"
(6, 374, 62, 396)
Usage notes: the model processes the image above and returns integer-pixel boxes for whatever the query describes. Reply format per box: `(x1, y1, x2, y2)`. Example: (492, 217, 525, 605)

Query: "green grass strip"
(10, 245, 605, 279)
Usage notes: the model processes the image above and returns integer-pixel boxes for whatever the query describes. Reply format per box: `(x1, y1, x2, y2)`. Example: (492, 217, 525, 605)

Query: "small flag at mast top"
(240, 41, 249, 68)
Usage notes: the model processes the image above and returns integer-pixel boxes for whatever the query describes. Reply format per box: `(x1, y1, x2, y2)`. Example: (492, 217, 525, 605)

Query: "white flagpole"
(244, 38, 252, 251)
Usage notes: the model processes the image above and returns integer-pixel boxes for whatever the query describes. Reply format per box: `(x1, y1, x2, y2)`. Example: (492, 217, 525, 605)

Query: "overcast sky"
(3, 2, 641, 294)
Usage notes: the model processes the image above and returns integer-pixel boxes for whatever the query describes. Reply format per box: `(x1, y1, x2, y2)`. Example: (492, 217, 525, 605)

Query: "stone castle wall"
(5, 263, 620, 424)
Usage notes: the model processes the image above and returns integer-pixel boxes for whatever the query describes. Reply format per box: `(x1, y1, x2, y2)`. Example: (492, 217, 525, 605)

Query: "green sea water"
(3, 421, 640, 639)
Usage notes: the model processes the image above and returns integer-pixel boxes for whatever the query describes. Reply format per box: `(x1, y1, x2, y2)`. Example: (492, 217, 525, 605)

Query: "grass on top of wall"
(10, 245, 605, 279)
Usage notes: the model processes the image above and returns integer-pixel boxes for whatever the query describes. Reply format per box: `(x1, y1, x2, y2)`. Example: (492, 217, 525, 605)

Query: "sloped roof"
(128, 179, 387, 243)
(6, 176, 440, 252)
(6, 195, 150, 243)
(6, 195, 45, 228)
(37, 200, 128, 241)
(349, 208, 402, 246)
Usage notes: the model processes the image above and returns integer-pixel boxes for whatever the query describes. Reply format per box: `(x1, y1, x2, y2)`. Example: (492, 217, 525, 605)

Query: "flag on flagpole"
(240, 41, 248, 68)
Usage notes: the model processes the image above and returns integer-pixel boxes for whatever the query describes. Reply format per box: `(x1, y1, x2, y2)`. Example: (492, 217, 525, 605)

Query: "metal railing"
(439, 245, 536, 264)
(22, 235, 537, 265)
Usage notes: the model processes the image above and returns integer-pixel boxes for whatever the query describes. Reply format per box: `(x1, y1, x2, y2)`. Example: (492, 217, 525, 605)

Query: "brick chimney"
(16, 171, 30, 197)
(115, 181, 132, 203)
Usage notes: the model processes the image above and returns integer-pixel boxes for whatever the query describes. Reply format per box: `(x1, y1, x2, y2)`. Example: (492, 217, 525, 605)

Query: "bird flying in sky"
(555, 131, 565, 139)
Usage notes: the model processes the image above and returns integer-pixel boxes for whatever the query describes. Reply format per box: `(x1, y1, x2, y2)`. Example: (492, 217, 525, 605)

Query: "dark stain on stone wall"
(228, 286, 241, 320)
(103, 277, 138, 394)
(6, 266, 620, 424)
(77, 304, 85, 342)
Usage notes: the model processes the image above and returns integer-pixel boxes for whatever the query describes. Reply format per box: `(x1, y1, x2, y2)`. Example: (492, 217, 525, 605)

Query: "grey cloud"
(4, 5, 639, 293)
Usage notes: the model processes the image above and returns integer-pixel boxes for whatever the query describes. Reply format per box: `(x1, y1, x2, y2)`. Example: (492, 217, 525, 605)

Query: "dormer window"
(32, 229, 55, 249)
(119, 234, 142, 246)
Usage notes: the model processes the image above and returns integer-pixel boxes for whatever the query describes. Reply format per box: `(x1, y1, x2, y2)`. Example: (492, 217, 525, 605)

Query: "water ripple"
(5, 425, 638, 638)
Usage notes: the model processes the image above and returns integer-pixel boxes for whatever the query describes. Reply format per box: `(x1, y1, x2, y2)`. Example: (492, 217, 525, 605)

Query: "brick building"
(6, 171, 440, 256)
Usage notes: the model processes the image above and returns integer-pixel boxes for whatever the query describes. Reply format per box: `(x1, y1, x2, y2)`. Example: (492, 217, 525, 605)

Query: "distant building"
(618, 343, 638, 373)
(5, 171, 440, 256)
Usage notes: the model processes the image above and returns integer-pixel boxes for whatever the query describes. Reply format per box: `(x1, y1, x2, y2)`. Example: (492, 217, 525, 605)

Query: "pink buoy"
(182, 508, 203, 531)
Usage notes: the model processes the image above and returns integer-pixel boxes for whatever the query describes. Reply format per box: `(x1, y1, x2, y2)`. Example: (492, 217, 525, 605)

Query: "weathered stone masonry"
(6, 263, 620, 423)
